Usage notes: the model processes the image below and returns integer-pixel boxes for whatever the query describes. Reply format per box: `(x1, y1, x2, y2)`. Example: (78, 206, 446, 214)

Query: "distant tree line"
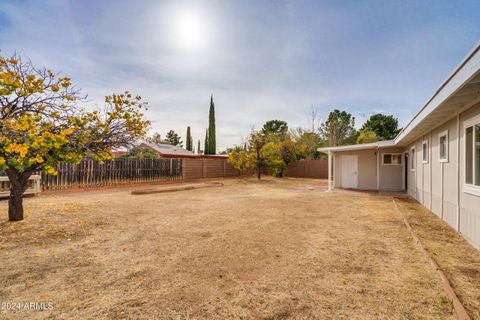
(227, 109, 401, 179)
(319, 109, 401, 146)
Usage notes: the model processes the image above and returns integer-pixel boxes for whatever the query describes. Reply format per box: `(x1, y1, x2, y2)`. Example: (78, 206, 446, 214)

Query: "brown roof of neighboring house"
(138, 142, 227, 159)
(111, 150, 126, 158)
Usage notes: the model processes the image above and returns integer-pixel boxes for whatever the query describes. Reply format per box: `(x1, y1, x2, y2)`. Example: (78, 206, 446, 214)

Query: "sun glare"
(173, 9, 208, 51)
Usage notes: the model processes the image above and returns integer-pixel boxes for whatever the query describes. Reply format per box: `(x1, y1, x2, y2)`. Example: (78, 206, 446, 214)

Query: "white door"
(341, 155, 358, 188)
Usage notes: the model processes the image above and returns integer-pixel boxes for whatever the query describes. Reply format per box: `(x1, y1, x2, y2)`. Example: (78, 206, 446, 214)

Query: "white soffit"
(317, 140, 395, 152)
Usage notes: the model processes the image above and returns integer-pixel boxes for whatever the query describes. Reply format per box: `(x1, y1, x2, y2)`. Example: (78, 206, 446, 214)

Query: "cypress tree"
(186, 126, 192, 151)
(204, 128, 209, 155)
(208, 95, 216, 154)
(197, 140, 201, 154)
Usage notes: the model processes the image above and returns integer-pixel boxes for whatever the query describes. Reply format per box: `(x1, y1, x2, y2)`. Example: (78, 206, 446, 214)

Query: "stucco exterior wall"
(407, 101, 480, 248)
(333, 147, 404, 191)
(378, 147, 404, 191)
(334, 149, 377, 190)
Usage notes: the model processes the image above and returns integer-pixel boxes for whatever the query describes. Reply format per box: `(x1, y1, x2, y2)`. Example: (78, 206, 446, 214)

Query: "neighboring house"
(111, 150, 126, 158)
(138, 142, 227, 159)
(319, 42, 480, 249)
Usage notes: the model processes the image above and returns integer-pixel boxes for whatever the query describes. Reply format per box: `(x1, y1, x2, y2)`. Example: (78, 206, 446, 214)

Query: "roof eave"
(317, 140, 395, 153)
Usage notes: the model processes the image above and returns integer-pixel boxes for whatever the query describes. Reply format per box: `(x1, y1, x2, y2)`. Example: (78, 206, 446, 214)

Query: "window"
(422, 140, 429, 163)
(382, 153, 402, 165)
(410, 147, 415, 171)
(438, 130, 448, 162)
(464, 115, 480, 196)
(466, 126, 473, 184)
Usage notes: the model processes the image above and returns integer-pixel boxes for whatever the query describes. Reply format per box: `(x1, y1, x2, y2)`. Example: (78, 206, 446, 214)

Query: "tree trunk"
(6, 170, 31, 222)
(8, 185, 24, 221)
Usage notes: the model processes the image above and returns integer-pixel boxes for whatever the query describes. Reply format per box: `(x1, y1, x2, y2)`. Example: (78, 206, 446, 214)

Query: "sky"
(0, 0, 479, 151)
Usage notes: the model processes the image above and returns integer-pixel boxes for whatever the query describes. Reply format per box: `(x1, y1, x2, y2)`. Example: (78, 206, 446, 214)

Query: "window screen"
(383, 154, 402, 165)
(383, 154, 392, 164)
(392, 154, 402, 165)
(422, 141, 428, 162)
(466, 126, 473, 184)
(439, 135, 447, 160)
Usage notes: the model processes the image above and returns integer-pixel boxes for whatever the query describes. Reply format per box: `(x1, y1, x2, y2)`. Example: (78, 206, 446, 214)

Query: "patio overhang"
(317, 140, 396, 153)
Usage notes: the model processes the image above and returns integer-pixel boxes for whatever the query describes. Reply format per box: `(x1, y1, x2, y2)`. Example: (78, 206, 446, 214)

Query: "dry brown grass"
(395, 198, 480, 320)
(0, 177, 472, 319)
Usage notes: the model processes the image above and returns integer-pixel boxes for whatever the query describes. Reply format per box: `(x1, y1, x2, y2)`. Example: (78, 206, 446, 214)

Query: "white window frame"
(422, 140, 429, 164)
(410, 147, 416, 171)
(438, 130, 449, 163)
(381, 153, 402, 166)
(464, 115, 480, 197)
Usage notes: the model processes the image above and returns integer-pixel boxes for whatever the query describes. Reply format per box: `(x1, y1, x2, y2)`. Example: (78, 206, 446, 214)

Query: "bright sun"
(173, 9, 207, 51)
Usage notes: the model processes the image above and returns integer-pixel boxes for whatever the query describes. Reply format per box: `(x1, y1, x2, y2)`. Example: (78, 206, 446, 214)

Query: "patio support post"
(376, 148, 380, 190)
(328, 150, 332, 191)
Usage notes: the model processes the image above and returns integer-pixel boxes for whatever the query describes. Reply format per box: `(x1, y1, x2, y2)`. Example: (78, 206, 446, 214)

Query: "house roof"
(139, 142, 227, 159)
(140, 142, 195, 156)
(319, 42, 480, 153)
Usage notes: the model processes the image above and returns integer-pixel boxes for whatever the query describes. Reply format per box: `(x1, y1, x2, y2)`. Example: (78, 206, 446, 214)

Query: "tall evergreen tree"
(165, 130, 183, 146)
(319, 109, 357, 147)
(204, 128, 209, 155)
(360, 113, 401, 140)
(186, 126, 193, 151)
(262, 120, 288, 136)
(197, 139, 201, 155)
(208, 95, 216, 154)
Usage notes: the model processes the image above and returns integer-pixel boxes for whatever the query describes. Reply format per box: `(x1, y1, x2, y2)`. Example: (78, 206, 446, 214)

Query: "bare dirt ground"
(0, 177, 478, 319)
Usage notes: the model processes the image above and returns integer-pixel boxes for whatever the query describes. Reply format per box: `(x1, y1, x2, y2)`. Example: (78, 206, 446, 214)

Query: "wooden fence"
(41, 158, 182, 190)
(36, 158, 326, 191)
(182, 158, 253, 180)
(285, 159, 328, 179)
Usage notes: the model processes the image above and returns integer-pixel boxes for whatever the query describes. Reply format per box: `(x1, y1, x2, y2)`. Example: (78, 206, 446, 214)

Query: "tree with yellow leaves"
(262, 135, 305, 177)
(0, 52, 150, 221)
(227, 131, 266, 180)
(227, 127, 305, 179)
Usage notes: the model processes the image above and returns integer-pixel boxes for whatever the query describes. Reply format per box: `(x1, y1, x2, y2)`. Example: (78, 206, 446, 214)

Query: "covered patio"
(319, 141, 406, 193)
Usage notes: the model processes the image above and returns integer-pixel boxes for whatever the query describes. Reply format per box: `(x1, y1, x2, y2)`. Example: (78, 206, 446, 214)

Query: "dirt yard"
(0, 177, 479, 319)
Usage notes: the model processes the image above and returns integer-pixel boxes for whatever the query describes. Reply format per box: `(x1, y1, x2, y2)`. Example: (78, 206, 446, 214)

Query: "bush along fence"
(40, 158, 182, 190)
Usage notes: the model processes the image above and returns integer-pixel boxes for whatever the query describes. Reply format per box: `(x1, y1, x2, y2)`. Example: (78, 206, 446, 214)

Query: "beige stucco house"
(319, 42, 480, 249)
